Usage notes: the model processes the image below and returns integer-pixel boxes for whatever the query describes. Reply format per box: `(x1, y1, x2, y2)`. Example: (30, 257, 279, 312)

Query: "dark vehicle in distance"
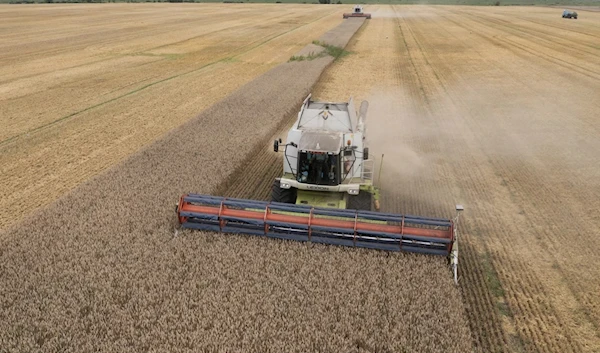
(562, 10, 578, 19)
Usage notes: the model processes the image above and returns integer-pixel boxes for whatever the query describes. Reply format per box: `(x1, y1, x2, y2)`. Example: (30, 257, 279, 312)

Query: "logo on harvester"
(307, 185, 330, 191)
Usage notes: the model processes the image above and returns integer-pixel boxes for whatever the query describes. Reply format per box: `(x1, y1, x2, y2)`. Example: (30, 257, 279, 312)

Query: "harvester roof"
(296, 96, 358, 133)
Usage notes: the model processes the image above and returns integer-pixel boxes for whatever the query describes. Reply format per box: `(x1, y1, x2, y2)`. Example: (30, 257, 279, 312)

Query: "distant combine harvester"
(343, 5, 372, 19)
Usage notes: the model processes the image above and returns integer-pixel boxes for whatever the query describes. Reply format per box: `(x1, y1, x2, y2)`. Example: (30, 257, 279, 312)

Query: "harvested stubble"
(319, 6, 600, 353)
(0, 18, 472, 352)
(0, 4, 345, 231)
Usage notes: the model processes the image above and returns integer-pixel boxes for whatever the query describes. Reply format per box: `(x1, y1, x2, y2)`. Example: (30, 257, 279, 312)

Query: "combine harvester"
(177, 95, 464, 283)
(343, 5, 371, 19)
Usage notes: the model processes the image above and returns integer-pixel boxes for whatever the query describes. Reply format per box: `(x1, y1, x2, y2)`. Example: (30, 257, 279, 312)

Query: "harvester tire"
(347, 191, 372, 211)
(271, 180, 297, 204)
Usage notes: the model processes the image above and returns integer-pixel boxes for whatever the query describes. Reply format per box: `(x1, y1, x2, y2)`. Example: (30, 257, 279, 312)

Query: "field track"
(0, 4, 344, 229)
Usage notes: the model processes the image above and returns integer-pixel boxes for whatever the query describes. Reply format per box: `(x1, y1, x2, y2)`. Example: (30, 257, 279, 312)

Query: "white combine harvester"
(177, 94, 464, 284)
(343, 5, 371, 19)
(273, 94, 376, 210)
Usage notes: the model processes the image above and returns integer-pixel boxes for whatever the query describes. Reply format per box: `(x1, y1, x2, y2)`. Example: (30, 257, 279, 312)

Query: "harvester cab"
(176, 93, 465, 285)
(343, 5, 372, 19)
(273, 94, 377, 211)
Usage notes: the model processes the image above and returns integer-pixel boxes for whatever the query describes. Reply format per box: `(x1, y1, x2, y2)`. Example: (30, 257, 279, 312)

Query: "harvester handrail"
(184, 194, 453, 226)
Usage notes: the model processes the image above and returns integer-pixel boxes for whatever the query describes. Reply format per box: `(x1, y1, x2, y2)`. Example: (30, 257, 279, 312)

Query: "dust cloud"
(362, 87, 460, 215)
(364, 74, 600, 214)
(365, 88, 433, 186)
(372, 5, 438, 19)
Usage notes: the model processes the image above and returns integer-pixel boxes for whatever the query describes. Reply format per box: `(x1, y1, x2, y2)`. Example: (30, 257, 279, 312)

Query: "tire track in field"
(433, 9, 600, 220)
(434, 8, 600, 133)
(493, 158, 600, 349)
(382, 14, 502, 348)
(0, 10, 339, 148)
(376, 8, 499, 351)
(442, 8, 600, 81)
(0, 13, 291, 85)
(435, 12, 600, 349)
(0, 7, 311, 64)
(395, 10, 509, 350)
(396, 6, 588, 352)
(393, 7, 511, 352)
(440, 7, 597, 75)
(476, 10, 600, 55)
(411, 6, 599, 352)
(497, 13, 600, 42)
(478, 14, 600, 70)
(0, 12, 231, 64)
(413, 8, 582, 353)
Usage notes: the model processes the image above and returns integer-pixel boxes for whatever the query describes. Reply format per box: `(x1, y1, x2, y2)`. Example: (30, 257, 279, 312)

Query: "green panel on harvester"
(296, 190, 347, 209)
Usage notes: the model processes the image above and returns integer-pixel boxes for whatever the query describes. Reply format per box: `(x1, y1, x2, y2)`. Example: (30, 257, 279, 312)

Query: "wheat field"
(1, 4, 599, 353)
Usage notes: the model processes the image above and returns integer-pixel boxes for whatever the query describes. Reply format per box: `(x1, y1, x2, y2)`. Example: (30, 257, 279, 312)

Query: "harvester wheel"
(347, 191, 372, 211)
(271, 180, 297, 204)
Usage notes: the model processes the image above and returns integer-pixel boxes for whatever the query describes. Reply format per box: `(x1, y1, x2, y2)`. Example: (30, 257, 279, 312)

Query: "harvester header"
(178, 195, 455, 255)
